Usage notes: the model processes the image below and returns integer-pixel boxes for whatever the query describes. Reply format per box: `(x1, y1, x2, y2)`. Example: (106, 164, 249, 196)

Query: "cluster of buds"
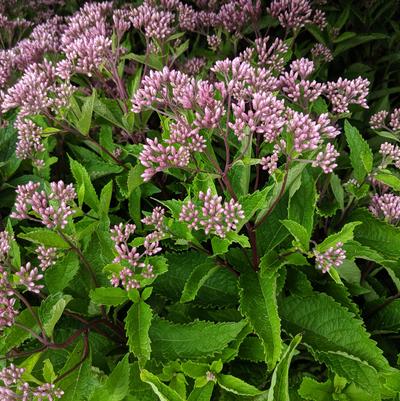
(379, 142, 400, 169)
(0, 364, 63, 401)
(110, 208, 165, 290)
(179, 189, 245, 238)
(311, 43, 333, 63)
(313, 242, 346, 273)
(11, 180, 76, 229)
(370, 193, 400, 225)
(36, 245, 58, 270)
(370, 108, 400, 131)
(268, 0, 326, 31)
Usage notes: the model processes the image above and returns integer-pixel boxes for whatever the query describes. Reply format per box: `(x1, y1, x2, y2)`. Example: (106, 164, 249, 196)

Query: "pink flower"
(314, 242, 346, 273)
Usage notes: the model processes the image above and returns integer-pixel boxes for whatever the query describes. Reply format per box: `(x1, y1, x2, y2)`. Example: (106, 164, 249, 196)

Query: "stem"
(54, 331, 90, 384)
(14, 323, 46, 343)
(12, 290, 46, 339)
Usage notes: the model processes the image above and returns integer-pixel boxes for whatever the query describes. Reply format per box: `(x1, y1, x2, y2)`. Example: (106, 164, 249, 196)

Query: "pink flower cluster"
(325, 77, 369, 114)
(370, 193, 400, 224)
(314, 241, 346, 273)
(179, 189, 245, 238)
(11, 180, 76, 229)
(379, 142, 400, 169)
(370, 108, 400, 131)
(311, 43, 333, 63)
(110, 208, 165, 290)
(0, 364, 63, 401)
(268, 0, 326, 30)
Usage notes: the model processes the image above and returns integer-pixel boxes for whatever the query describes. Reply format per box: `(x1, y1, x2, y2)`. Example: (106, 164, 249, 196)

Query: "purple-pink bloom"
(370, 110, 389, 130)
(312, 143, 339, 173)
(268, 0, 312, 30)
(370, 193, 400, 224)
(389, 108, 400, 131)
(314, 241, 346, 273)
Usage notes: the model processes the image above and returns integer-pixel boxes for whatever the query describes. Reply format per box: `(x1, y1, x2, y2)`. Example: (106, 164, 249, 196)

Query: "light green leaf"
(218, 374, 263, 396)
(140, 370, 184, 401)
(374, 170, 400, 191)
(280, 219, 310, 251)
(90, 355, 130, 401)
(39, 292, 72, 337)
(90, 287, 128, 306)
(125, 300, 153, 367)
(76, 90, 96, 136)
(43, 359, 57, 383)
(344, 120, 373, 182)
(45, 252, 80, 293)
(187, 382, 215, 401)
(267, 334, 302, 401)
(298, 377, 333, 401)
(18, 229, 70, 248)
(316, 221, 362, 252)
(69, 157, 99, 211)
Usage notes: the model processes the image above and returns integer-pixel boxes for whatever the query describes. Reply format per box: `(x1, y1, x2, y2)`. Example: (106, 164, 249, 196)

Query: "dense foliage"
(1, 0, 400, 400)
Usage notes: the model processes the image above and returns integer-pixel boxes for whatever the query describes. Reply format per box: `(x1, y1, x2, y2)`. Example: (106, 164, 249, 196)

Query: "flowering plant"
(1, 0, 400, 400)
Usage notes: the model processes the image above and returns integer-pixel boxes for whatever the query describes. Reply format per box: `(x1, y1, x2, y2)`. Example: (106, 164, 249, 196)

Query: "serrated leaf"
(69, 157, 99, 211)
(239, 256, 282, 371)
(187, 382, 215, 401)
(298, 377, 333, 401)
(315, 351, 380, 398)
(349, 208, 400, 259)
(267, 334, 301, 401)
(218, 374, 263, 396)
(280, 293, 389, 371)
(76, 90, 96, 135)
(128, 164, 145, 195)
(125, 300, 153, 367)
(374, 170, 400, 191)
(180, 261, 219, 303)
(43, 359, 56, 383)
(281, 219, 310, 251)
(18, 229, 70, 248)
(45, 252, 80, 293)
(90, 355, 130, 401)
(140, 369, 184, 401)
(149, 318, 247, 360)
(316, 222, 362, 252)
(39, 292, 72, 337)
(344, 120, 373, 182)
(90, 287, 128, 306)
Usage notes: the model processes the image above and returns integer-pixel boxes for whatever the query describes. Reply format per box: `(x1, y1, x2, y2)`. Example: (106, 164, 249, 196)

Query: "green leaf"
(369, 299, 400, 332)
(140, 369, 184, 401)
(99, 181, 113, 218)
(330, 174, 345, 210)
(316, 222, 362, 252)
(39, 292, 72, 337)
(128, 164, 145, 195)
(334, 33, 387, 56)
(314, 350, 380, 398)
(90, 287, 128, 306)
(69, 157, 100, 211)
(18, 229, 70, 248)
(211, 237, 230, 256)
(180, 261, 219, 303)
(280, 293, 389, 371)
(267, 334, 301, 401)
(349, 208, 400, 259)
(344, 120, 373, 182)
(239, 256, 282, 371)
(238, 187, 271, 230)
(76, 90, 96, 136)
(43, 359, 57, 383)
(374, 170, 400, 191)
(125, 300, 153, 367)
(149, 318, 247, 360)
(90, 355, 130, 401)
(288, 168, 316, 237)
(187, 382, 215, 401)
(280, 219, 310, 251)
(93, 97, 125, 130)
(45, 252, 80, 293)
(298, 377, 333, 401)
(58, 340, 93, 401)
(218, 374, 263, 396)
